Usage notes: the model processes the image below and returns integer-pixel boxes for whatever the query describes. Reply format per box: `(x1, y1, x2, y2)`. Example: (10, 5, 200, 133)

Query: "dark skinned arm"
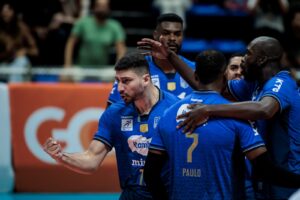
(144, 150, 168, 200)
(137, 38, 200, 90)
(177, 96, 280, 133)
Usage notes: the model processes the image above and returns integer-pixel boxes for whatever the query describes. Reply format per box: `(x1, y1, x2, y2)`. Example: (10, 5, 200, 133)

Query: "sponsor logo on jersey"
(151, 75, 160, 88)
(272, 78, 283, 92)
(128, 135, 152, 156)
(121, 116, 133, 131)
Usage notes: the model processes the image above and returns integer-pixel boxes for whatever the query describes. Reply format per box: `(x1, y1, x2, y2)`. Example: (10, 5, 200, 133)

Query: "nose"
(118, 83, 125, 93)
(169, 33, 176, 41)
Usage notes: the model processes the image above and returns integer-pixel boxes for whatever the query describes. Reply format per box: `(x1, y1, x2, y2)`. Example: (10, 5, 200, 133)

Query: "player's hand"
(137, 36, 170, 60)
(176, 103, 209, 133)
(43, 137, 63, 160)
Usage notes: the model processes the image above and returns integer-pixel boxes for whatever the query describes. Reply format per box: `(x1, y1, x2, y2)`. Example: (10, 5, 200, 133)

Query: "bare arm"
(168, 50, 199, 90)
(177, 96, 280, 133)
(137, 38, 199, 90)
(43, 138, 110, 175)
(20, 22, 39, 57)
(115, 41, 126, 61)
(64, 35, 78, 68)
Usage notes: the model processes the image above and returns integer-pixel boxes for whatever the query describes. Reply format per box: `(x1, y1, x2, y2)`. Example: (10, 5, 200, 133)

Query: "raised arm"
(43, 138, 110, 175)
(177, 96, 280, 133)
(137, 38, 199, 90)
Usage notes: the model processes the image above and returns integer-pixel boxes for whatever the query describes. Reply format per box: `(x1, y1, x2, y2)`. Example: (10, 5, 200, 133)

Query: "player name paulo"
(182, 168, 201, 177)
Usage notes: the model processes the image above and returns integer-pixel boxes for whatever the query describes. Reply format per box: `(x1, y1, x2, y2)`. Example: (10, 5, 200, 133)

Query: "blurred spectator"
(63, 0, 126, 81)
(41, 0, 83, 66)
(247, 0, 289, 43)
(282, 5, 300, 70)
(153, 0, 192, 29)
(224, 0, 248, 13)
(0, 2, 38, 82)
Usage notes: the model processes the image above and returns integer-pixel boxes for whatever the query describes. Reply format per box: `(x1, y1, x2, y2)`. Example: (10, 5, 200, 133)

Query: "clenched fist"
(43, 137, 63, 160)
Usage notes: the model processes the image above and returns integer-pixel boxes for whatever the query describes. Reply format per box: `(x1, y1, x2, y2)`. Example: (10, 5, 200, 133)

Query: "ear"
(143, 73, 151, 85)
(258, 56, 268, 65)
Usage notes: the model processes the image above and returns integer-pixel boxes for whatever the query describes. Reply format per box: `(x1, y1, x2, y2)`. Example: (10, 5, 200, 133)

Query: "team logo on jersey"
(180, 77, 189, 89)
(151, 75, 160, 88)
(140, 124, 148, 133)
(176, 104, 191, 123)
(167, 82, 176, 91)
(121, 116, 133, 131)
(128, 135, 152, 156)
(153, 117, 160, 128)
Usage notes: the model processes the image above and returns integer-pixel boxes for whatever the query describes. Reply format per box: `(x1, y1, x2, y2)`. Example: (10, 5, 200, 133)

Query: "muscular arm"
(44, 138, 110, 175)
(137, 38, 199, 90)
(168, 51, 199, 90)
(206, 96, 279, 120)
(178, 96, 280, 133)
(144, 150, 168, 200)
(247, 147, 300, 188)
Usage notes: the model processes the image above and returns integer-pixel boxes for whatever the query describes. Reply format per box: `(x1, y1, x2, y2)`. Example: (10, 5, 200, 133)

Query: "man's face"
(1, 4, 14, 23)
(116, 69, 147, 104)
(94, 0, 110, 20)
(154, 21, 183, 54)
(241, 43, 262, 81)
(225, 56, 243, 80)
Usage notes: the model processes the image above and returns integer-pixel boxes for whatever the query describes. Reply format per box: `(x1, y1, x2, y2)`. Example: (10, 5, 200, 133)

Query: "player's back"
(158, 91, 264, 200)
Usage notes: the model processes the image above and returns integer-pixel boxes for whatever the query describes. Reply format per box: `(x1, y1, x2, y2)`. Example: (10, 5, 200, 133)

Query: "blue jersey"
(94, 89, 178, 198)
(229, 71, 300, 199)
(108, 55, 195, 103)
(150, 91, 265, 200)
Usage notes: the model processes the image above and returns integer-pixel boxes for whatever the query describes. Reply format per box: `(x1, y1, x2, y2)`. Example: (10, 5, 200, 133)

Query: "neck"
(153, 57, 176, 73)
(198, 82, 223, 93)
(260, 62, 281, 86)
(134, 85, 159, 115)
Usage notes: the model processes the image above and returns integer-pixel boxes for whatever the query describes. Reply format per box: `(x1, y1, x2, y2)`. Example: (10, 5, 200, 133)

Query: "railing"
(0, 66, 116, 82)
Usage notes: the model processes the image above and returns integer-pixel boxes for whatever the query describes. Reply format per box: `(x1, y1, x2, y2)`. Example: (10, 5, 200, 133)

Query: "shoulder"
(178, 55, 195, 68)
(105, 101, 128, 115)
(106, 19, 123, 28)
(161, 90, 180, 104)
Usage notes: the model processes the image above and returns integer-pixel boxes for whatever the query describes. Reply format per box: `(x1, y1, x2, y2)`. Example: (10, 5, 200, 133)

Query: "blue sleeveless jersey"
(150, 91, 265, 200)
(94, 89, 178, 198)
(108, 55, 195, 103)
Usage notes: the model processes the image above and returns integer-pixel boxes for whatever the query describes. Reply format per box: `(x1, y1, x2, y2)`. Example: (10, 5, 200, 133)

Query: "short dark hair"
(114, 53, 149, 75)
(195, 50, 227, 84)
(156, 13, 183, 26)
(229, 52, 244, 59)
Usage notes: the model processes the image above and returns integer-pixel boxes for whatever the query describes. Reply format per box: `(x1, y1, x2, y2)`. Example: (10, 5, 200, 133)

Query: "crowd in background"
(0, 0, 300, 84)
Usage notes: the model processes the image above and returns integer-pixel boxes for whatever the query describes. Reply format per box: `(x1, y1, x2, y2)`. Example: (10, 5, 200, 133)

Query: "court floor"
(0, 193, 120, 200)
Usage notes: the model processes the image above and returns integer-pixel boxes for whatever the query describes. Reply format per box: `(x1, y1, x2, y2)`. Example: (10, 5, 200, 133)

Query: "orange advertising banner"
(10, 83, 120, 192)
